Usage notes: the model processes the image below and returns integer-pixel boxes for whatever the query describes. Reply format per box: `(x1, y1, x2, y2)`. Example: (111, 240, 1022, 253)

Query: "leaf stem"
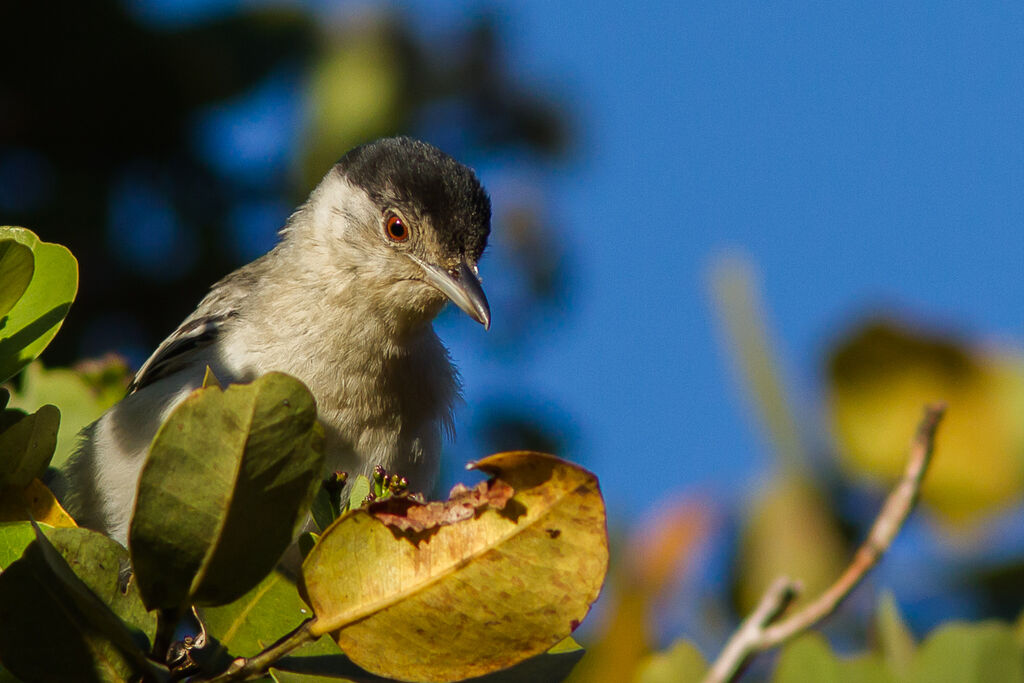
(152, 608, 181, 664)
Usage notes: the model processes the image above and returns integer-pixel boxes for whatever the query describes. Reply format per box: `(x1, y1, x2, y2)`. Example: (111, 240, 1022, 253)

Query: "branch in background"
(702, 403, 946, 683)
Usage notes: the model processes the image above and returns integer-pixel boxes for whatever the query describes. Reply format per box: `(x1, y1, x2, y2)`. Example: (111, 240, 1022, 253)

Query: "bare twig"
(205, 617, 318, 681)
(702, 403, 946, 683)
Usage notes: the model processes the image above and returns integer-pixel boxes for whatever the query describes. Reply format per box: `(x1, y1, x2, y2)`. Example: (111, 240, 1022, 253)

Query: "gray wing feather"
(128, 278, 248, 393)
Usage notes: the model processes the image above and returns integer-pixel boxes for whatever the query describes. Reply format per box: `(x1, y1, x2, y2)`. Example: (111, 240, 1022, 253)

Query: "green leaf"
(634, 639, 708, 683)
(0, 227, 78, 384)
(345, 474, 371, 511)
(201, 570, 353, 679)
(0, 239, 34, 319)
(269, 670, 359, 682)
(311, 485, 335, 532)
(0, 404, 59, 489)
(874, 591, 916, 676)
(130, 373, 325, 611)
(0, 524, 160, 681)
(8, 361, 125, 470)
(910, 622, 1024, 683)
(201, 570, 326, 660)
(0, 521, 40, 571)
(773, 633, 893, 683)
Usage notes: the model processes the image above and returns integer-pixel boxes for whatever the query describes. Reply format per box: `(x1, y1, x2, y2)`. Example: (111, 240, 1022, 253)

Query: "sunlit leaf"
(203, 571, 588, 682)
(0, 239, 34, 319)
(130, 372, 324, 611)
(302, 452, 608, 682)
(0, 478, 76, 527)
(202, 364, 222, 389)
(0, 525, 159, 681)
(0, 522, 39, 571)
(0, 227, 77, 384)
(828, 321, 1024, 522)
(346, 474, 370, 511)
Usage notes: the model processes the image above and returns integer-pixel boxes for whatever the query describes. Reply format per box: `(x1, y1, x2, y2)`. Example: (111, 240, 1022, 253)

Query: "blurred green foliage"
(0, 1, 569, 366)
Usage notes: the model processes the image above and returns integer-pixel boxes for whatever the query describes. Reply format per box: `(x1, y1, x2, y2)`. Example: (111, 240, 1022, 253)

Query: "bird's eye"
(385, 214, 408, 242)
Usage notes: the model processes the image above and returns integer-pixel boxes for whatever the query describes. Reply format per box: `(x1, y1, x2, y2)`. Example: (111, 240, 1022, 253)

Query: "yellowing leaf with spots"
(300, 452, 608, 683)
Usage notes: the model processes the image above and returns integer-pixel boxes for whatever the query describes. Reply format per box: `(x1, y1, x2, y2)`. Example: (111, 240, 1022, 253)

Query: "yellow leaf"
(0, 479, 76, 527)
(828, 321, 1024, 523)
(301, 451, 609, 683)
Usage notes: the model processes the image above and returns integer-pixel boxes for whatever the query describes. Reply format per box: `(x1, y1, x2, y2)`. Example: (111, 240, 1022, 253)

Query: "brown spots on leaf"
(369, 478, 516, 533)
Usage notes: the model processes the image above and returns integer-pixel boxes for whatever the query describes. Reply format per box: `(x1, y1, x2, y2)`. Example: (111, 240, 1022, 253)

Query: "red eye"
(385, 214, 408, 242)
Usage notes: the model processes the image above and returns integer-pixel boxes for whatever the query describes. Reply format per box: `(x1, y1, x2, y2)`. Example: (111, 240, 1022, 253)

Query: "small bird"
(59, 137, 491, 546)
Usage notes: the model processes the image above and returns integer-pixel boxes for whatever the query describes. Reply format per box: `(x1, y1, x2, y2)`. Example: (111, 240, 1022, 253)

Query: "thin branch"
(706, 577, 800, 683)
(205, 617, 318, 681)
(702, 403, 946, 683)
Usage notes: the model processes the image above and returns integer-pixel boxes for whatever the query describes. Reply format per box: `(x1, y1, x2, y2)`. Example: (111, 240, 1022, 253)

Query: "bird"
(58, 137, 492, 547)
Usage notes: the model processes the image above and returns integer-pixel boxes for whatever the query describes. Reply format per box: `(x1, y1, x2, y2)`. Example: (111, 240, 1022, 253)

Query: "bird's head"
(296, 137, 491, 330)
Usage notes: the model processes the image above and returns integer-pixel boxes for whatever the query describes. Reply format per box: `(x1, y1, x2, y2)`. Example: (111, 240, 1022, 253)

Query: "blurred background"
(4, 0, 1024, 678)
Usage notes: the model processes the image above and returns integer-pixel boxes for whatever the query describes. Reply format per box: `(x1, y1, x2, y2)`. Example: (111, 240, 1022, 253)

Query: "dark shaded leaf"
(0, 524, 160, 681)
(0, 404, 59, 489)
(130, 373, 324, 611)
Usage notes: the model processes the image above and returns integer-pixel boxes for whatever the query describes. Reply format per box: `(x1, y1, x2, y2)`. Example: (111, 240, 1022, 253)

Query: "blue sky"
(435, 2, 1024, 518)
(130, 0, 1024, 524)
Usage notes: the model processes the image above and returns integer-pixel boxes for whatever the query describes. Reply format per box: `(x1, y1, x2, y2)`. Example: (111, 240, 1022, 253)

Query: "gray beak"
(407, 255, 491, 330)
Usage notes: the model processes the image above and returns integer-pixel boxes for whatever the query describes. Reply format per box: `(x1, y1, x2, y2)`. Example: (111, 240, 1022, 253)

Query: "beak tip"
(410, 253, 491, 330)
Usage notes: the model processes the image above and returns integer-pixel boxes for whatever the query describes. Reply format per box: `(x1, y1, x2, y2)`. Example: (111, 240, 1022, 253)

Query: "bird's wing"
(128, 284, 242, 394)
